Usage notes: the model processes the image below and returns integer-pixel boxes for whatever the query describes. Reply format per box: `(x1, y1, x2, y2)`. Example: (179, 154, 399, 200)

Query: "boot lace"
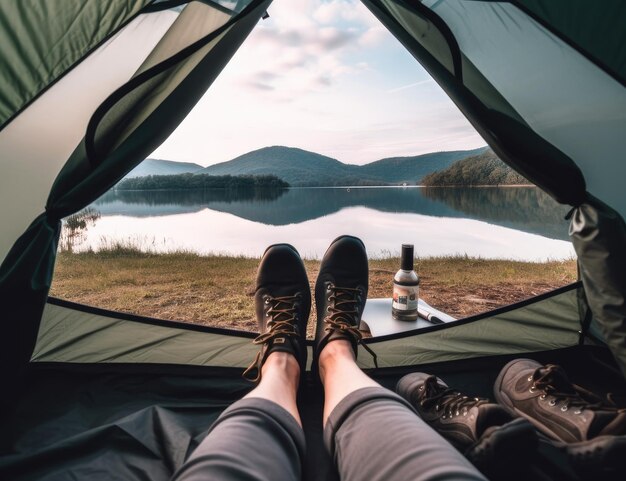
(243, 294, 301, 382)
(530, 364, 615, 413)
(419, 375, 488, 419)
(324, 284, 378, 367)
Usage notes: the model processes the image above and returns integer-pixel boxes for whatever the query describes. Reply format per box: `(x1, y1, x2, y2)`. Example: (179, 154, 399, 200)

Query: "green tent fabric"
(0, 0, 153, 130)
(570, 197, 626, 375)
(0, 0, 271, 393)
(510, 0, 626, 85)
(31, 284, 582, 367)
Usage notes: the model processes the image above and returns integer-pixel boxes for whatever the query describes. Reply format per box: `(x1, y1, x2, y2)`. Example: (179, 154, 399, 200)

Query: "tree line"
(421, 150, 530, 186)
(116, 173, 289, 190)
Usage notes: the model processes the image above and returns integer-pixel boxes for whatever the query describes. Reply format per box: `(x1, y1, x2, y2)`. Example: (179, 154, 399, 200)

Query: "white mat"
(360, 298, 456, 337)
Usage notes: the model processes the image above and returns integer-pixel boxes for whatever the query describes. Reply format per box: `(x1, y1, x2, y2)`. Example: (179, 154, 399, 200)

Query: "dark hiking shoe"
(397, 372, 538, 477)
(494, 358, 626, 476)
(314, 235, 377, 369)
(563, 435, 626, 479)
(242, 244, 310, 383)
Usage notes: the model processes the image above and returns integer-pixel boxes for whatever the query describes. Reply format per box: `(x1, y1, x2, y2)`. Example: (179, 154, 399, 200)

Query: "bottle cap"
(401, 244, 414, 270)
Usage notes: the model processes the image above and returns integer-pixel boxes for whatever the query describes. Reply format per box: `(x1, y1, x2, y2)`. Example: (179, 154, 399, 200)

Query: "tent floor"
(1, 345, 624, 481)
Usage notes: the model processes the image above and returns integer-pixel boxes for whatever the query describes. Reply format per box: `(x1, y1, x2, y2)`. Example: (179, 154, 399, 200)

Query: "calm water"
(82, 187, 575, 261)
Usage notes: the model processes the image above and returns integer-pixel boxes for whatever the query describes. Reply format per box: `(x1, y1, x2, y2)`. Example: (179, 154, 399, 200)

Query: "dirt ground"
(51, 252, 577, 338)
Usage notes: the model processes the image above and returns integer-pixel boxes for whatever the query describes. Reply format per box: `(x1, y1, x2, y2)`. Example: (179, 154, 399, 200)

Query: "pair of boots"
(244, 234, 626, 477)
(243, 235, 375, 382)
(397, 361, 626, 477)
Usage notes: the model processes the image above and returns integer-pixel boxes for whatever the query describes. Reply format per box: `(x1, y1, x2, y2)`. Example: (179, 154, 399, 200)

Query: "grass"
(51, 246, 577, 338)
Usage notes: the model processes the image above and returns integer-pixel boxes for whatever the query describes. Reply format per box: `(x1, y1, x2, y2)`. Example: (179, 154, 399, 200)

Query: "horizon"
(150, 0, 485, 168)
(147, 144, 489, 167)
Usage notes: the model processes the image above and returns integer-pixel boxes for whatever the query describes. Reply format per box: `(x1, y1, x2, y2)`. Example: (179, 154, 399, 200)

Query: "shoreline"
(113, 184, 537, 192)
(419, 184, 534, 188)
(52, 250, 577, 337)
(66, 247, 573, 264)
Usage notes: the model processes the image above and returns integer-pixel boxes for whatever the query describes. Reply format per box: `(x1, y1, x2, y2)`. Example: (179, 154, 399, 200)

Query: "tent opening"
(49, 0, 576, 335)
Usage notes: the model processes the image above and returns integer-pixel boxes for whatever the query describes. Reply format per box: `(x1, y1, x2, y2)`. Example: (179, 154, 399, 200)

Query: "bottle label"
(393, 284, 418, 311)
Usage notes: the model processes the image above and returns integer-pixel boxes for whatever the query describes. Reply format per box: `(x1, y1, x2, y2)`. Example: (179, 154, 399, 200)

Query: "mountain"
(201, 146, 366, 186)
(200, 146, 488, 186)
(359, 147, 487, 183)
(421, 149, 530, 186)
(125, 159, 203, 178)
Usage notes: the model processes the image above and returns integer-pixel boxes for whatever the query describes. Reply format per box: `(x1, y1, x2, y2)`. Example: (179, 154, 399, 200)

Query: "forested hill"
(201, 146, 486, 186)
(421, 149, 531, 186)
(117, 173, 289, 190)
(359, 147, 486, 183)
(201, 146, 366, 186)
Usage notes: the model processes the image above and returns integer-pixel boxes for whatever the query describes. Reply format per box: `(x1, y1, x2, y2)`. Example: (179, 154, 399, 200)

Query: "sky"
(151, 0, 485, 167)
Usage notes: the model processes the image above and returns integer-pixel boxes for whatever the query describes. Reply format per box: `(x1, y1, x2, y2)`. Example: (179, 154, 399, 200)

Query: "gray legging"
(172, 386, 486, 481)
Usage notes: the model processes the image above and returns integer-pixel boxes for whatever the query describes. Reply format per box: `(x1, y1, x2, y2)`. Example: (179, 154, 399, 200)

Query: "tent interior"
(1, 1, 626, 480)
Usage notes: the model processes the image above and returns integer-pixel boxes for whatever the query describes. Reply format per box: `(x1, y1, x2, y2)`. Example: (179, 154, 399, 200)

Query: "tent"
(1, 0, 625, 479)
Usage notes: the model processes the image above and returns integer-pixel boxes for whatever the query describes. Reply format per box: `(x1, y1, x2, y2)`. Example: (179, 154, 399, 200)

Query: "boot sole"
(551, 434, 626, 479)
(466, 417, 538, 479)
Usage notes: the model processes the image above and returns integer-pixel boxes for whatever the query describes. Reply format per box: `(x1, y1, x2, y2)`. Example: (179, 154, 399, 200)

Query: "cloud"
(245, 81, 275, 91)
(313, 0, 380, 27)
(256, 71, 279, 82)
(315, 75, 332, 87)
(318, 27, 359, 50)
(221, 0, 386, 97)
(358, 26, 387, 47)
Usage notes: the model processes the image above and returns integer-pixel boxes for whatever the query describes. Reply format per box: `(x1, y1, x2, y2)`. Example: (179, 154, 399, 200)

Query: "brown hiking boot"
(397, 372, 538, 478)
(494, 358, 626, 476)
(242, 244, 310, 383)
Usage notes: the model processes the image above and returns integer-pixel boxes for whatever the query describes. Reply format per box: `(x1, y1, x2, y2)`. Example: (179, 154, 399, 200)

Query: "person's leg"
(173, 244, 311, 481)
(320, 340, 486, 481)
(172, 352, 304, 481)
(244, 351, 301, 425)
(314, 236, 485, 481)
(319, 339, 377, 424)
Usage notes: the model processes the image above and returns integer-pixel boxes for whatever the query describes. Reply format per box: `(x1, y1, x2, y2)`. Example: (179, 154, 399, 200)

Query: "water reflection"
(93, 186, 570, 241)
(421, 187, 569, 241)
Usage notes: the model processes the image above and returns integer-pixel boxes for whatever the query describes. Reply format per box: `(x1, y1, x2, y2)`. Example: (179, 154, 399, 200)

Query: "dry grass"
(51, 249, 577, 338)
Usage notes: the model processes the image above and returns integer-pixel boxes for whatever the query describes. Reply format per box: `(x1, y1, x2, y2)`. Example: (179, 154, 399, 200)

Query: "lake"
(80, 186, 575, 261)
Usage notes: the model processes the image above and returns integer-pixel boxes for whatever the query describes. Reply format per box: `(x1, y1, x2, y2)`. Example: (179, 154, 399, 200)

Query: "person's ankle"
(319, 340, 354, 380)
(261, 351, 300, 385)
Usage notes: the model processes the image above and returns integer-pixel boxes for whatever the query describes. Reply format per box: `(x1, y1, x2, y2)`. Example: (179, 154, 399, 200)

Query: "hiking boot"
(397, 372, 538, 477)
(494, 358, 626, 476)
(242, 244, 311, 383)
(314, 235, 377, 368)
